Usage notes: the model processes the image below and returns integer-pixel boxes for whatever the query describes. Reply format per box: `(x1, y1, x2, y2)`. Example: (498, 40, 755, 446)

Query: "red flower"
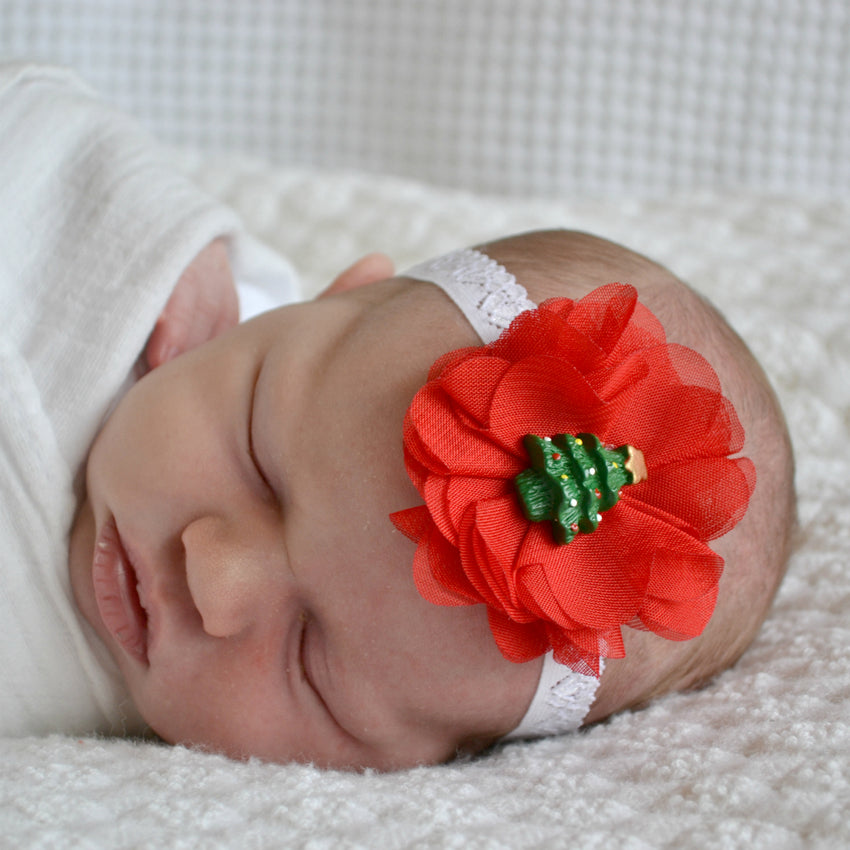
(391, 284, 755, 675)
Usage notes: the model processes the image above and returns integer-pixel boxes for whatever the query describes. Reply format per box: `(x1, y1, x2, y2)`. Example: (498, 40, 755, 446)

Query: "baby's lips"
(91, 517, 149, 665)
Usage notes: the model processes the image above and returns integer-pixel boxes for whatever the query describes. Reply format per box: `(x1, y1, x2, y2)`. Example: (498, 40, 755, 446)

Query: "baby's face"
(69, 278, 539, 769)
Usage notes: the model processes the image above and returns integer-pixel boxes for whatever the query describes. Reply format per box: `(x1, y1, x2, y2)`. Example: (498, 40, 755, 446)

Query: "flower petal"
(400, 508, 481, 606)
(637, 550, 722, 639)
(461, 495, 530, 615)
(548, 623, 624, 672)
(438, 355, 512, 428)
(488, 358, 606, 453)
(487, 607, 550, 663)
(494, 300, 602, 373)
(515, 513, 651, 631)
(423, 474, 511, 544)
(405, 383, 519, 477)
(604, 373, 744, 466)
(563, 283, 638, 355)
(634, 456, 756, 542)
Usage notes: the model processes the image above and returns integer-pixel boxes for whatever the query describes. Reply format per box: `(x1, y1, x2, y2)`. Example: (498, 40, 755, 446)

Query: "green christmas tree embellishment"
(515, 433, 648, 545)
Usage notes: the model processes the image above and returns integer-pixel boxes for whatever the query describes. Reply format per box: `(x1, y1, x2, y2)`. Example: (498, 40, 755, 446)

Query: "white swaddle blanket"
(0, 64, 298, 737)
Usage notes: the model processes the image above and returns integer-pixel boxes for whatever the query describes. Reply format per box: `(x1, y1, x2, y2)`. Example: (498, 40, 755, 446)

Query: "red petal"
(422, 476, 457, 543)
(591, 349, 651, 401)
(607, 500, 721, 601)
(644, 539, 723, 604)
(412, 519, 480, 606)
(493, 301, 607, 374)
(515, 513, 651, 631)
(491, 300, 574, 361)
(389, 504, 429, 542)
(635, 456, 755, 542)
(427, 345, 486, 380)
(604, 300, 667, 363)
(565, 283, 638, 356)
(402, 384, 453, 474)
(487, 607, 550, 662)
(407, 383, 519, 477)
(605, 381, 742, 467)
(463, 496, 530, 614)
(401, 429, 438, 490)
(638, 549, 722, 639)
(488, 358, 605, 453)
(549, 624, 625, 671)
(423, 474, 510, 544)
(602, 502, 724, 638)
(438, 355, 512, 428)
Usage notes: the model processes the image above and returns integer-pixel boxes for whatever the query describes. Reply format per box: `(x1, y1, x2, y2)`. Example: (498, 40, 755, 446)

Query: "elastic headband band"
(502, 654, 604, 740)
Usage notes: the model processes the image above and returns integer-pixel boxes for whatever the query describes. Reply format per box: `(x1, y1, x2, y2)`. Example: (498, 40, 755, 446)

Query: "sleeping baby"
(2, 65, 796, 771)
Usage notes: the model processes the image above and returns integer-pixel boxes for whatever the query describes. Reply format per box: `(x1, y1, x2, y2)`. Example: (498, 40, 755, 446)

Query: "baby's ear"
(319, 253, 395, 298)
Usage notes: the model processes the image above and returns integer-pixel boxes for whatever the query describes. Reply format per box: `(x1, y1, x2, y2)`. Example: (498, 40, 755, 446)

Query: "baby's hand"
(143, 238, 238, 372)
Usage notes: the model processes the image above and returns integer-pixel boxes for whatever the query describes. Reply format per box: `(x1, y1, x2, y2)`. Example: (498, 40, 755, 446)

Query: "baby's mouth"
(92, 517, 150, 665)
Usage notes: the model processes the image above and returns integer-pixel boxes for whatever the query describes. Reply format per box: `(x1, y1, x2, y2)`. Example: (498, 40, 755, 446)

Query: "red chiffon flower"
(390, 284, 755, 676)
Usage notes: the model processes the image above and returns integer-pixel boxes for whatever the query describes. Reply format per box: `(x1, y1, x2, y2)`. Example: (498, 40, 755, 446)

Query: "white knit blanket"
(2, 157, 848, 849)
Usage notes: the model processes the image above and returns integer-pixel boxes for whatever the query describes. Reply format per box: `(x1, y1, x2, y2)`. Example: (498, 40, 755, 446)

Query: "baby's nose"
(181, 515, 280, 638)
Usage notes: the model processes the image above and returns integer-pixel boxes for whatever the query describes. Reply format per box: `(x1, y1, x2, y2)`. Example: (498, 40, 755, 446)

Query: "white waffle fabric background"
(1, 0, 848, 199)
(2, 4, 850, 849)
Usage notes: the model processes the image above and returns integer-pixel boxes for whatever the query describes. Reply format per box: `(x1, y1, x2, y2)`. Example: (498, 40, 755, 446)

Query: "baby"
(3, 66, 795, 771)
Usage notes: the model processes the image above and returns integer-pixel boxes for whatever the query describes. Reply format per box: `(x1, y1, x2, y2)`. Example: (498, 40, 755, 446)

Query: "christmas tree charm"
(515, 433, 647, 544)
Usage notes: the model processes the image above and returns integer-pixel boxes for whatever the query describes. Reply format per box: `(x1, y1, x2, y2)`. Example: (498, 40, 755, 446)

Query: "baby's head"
(69, 229, 794, 770)
(474, 231, 795, 723)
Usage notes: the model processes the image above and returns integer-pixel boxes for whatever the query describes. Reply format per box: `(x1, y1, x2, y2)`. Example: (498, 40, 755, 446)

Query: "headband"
(393, 248, 754, 738)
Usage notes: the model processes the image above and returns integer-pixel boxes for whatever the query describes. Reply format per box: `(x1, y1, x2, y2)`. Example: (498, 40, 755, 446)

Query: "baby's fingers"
(145, 317, 182, 371)
(144, 240, 238, 370)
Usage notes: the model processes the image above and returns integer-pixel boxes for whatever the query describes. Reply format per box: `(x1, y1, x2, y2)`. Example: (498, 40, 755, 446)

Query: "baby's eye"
(298, 614, 332, 714)
(296, 614, 356, 744)
(298, 611, 310, 681)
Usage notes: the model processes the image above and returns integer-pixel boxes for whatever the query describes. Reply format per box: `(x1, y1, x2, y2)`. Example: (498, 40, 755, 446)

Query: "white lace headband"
(503, 654, 603, 740)
(404, 248, 603, 739)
